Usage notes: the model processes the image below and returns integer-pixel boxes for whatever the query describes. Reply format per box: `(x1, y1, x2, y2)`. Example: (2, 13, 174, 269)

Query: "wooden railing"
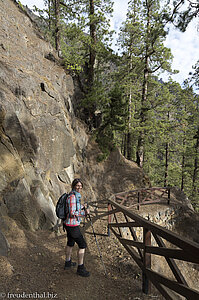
(108, 191, 199, 300)
(112, 187, 172, 209)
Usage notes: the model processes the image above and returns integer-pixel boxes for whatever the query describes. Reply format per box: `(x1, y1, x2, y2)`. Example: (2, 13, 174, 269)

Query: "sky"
(20, 0, 199, 88)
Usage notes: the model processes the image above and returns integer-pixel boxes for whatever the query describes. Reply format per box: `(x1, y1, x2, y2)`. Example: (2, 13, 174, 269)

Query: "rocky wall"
(0, 0, 89, 254)
(0, 0, 149, 258)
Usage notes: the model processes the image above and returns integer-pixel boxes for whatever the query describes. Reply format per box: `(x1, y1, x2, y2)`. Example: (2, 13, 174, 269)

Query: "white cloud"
(20, 0, 45, 9)
(112, 0, 128, 26)
(110, 0, 129, 52)
(162, 19, 199, 85)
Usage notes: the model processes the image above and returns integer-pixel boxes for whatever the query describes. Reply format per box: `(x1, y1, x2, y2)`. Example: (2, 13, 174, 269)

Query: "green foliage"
(116, 0, 174, 163)
(30, 0, 199, 208)
(165, 0, 199, 32)
(34, 0, 114, 73)
(189, 60, 199, 90)
(60, 23, 88, 71)
(95, 83, 128, 157)
(17, 1, 24, 10)
(142, 80, 199, 208)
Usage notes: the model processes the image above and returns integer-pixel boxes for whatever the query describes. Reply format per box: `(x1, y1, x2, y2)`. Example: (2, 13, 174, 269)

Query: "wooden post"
(107, 202, 112, 236)
(137, 192, 140, 210)
(142, 228, 151, 294)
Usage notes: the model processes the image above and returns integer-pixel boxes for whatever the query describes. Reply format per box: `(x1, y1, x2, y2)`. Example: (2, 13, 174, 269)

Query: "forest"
(21, 0, 199, 210)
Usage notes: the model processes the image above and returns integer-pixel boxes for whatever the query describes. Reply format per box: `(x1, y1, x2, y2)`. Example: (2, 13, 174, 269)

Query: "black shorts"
(65, 225, 87, 249)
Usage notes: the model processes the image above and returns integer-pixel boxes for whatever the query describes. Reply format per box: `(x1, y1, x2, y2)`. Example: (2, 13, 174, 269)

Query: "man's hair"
(71, 178, 83, 190)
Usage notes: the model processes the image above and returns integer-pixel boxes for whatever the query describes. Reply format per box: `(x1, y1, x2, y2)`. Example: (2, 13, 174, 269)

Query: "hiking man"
(63, 178, 90, 277)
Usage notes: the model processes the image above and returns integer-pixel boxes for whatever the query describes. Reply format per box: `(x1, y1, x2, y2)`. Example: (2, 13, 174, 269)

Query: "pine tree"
(96, 83, 128, 159)
(117, 0, 173, 167)
(189, 93, 199, 209)
(117, 0, 143, 160)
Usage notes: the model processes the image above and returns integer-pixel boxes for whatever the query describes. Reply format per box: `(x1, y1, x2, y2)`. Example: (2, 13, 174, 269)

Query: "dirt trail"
(0, 215, 163, 300)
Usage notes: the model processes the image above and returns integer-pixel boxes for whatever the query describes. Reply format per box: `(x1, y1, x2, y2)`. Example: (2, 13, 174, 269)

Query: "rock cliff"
(0, 3, 199, 298)
(0, 0, 146, 255)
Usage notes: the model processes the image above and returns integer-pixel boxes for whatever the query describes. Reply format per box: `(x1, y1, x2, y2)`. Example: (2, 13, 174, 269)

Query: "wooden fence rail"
(113, 187, 172, 209)
(108, 192, 199, 300)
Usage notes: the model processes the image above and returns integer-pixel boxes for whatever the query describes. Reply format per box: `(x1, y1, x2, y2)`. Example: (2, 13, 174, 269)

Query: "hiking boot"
(77, 265, 90, 277)
(64, 260, 76, 270)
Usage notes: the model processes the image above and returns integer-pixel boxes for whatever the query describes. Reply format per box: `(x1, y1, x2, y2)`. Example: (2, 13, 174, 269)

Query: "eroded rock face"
(0, 0, 88, 234)
(0, 0, 147, 258)
(0, 230, 10, 256)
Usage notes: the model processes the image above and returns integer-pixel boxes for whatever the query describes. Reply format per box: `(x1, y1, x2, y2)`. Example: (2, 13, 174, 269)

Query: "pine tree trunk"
(136, 0, 150, 167)
(123, 133, 127, 157)
(88, 0, 96, 88)
(84, 0, 97, 130)
(121, 134, 125, 157)
(181, 135, 186, 191)
(54, 0, 60, 55)
(127, 88, 132, 160)
(48, 0, 52, 30)
(136, 136, 143, 167)
(136, 62, 149, 167)
(164, 111, 170, 187)
(181, 154, 185, 191)
(121, 135, 124, 156)
(192, 128, 199, 201)
(127, 132, 132, 160)
(164, 142, 169, 187)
